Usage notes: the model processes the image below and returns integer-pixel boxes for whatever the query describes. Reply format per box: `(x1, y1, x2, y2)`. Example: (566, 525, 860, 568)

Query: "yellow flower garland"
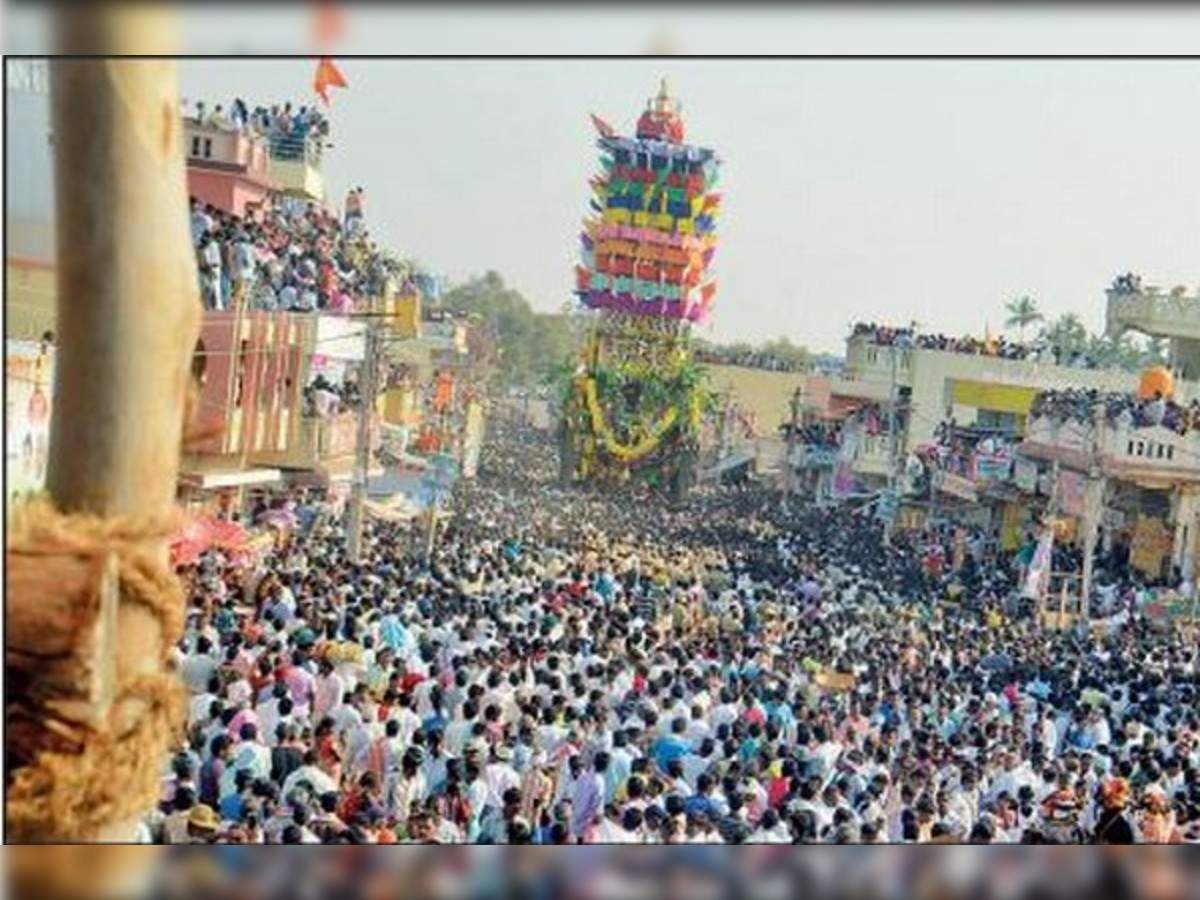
(582, 376, 679, 463)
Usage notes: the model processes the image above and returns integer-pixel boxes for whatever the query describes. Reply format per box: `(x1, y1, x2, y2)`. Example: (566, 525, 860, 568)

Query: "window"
(203, 138, 213, 158)
(1167, 446, 1175, 461)
(191, 135, 201, 157)
(190, 338, 208, 385)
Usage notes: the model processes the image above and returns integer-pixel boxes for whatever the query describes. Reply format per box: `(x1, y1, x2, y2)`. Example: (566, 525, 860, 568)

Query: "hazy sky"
(177, 57, 1199, 352)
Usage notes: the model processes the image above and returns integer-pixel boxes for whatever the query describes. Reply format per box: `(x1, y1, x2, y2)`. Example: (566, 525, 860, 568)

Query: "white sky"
(7, 6, 1200, 353)
(175, 57, 1200, 352)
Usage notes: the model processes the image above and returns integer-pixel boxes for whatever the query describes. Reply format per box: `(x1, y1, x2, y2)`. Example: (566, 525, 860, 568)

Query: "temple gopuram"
(563, 80, 722, 495)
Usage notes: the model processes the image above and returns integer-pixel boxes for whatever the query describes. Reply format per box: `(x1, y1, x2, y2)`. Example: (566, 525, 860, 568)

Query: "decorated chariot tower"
(563, 80, 722, 495)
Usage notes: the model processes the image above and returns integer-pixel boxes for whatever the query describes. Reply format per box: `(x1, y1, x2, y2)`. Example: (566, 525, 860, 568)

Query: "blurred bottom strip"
(6, 846, 1197, 900)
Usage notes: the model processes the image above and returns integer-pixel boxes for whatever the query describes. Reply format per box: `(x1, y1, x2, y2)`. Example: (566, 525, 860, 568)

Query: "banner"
(1001, 502, 1024, 552)
(831, 424, 860, 499)
(939, 471, 978, 502)
(461, 400, 485, 479)
(1144, 591, 1195, 628)
(391, 292, 421, 339)
(1022, 529, 1054, 599)
(5, 340, 54, 503)
(1131, 515, 1172, 578)
(1056, 470, 1088, 517)
(972, 452, 1013, 483)
(1014, 457, 1039, 494)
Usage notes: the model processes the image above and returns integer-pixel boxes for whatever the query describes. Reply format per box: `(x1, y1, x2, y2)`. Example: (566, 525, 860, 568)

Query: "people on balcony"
(1030, 388, 1200, 437)
(189, 98, 330, 163)
(189, 191, 403, 314)
(851, 322, 1105, 366)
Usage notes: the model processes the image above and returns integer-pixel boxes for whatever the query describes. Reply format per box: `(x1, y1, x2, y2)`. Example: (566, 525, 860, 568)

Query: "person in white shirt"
(180, 637, 219, 695)
(188, 676, 221, 727)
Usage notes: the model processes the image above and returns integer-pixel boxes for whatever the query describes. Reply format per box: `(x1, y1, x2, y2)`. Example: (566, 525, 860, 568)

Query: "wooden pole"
(37, 9, 195, 846)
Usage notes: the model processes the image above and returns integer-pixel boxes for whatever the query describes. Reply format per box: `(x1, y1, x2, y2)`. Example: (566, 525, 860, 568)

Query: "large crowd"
(1031, 389, 1200, 437)
(187, 98, 330, 162)
(152, 422, 1200, 844)
(851, 323, 1115, 369)
(189, 192, 398, 314)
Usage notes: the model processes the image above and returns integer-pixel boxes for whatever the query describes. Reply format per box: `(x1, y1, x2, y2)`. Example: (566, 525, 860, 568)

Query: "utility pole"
(785, 385, 801, 503)
(8, 9, 200, 852)
(347, 320, 381, 563)
(884, 343, 900, 541)
(1080, 403, 1107, 625)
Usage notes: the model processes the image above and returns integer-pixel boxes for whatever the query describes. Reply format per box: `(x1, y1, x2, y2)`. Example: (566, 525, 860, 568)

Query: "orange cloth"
(314, 57, 348, 105)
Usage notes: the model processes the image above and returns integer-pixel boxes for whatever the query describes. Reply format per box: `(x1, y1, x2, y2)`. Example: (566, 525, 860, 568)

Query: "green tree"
(440, 271, 571, 387)
(1041, 312, 1089, 358)
(1004, 295, 1044, 341)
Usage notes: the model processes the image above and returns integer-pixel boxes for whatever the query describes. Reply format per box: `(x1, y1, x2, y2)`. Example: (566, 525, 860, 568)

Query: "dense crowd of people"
(153, 422, 1199, 844)
(850, 322, 1115, 369)
(852, 323, 1034, 360)
(187, 98, 330, 162)
(189, 192, 401, 314)
(1031, 389, 1200, 437)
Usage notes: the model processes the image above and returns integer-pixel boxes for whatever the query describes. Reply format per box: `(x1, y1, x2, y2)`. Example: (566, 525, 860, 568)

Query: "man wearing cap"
(185, 804, 220, 844)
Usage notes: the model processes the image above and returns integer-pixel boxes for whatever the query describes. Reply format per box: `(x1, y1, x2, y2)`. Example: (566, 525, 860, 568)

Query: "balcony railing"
(1024, 413, 1200, 478)
(1106, 286, 1200, 340)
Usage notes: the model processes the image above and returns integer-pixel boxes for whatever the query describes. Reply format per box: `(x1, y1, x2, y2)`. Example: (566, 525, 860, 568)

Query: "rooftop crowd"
(1030, 389, 1200, 437)
(152, 422, 1200, 844)
(189, 191, 395, 314)
(851, 323, 1114, 369)
(186, 98, 330, 162)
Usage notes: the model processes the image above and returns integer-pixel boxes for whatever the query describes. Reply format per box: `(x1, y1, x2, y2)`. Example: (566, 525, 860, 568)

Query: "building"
(180, 311, 307, 500)
(1106, 277, 1200, 377)
(184, 116, 274, 217)
(827, 327, 1153, 487)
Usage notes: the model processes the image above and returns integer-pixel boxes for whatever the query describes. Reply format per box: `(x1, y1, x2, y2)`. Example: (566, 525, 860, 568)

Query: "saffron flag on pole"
(314, 57, 348, 106)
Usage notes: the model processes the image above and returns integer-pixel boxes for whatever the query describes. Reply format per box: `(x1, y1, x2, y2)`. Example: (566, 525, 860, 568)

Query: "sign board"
(939, 471, 978, 502)
(1131, 515, 1172, 578)
(973, 452, 1013, 482)
(1056, 470, 1088, 518)
(461, 400, 485, 479)
(1022, 529, 1054, 599)
(5, 340, 54, 503)
(1014, 457, 1039, 494)
(1001, 502, 1024, 552)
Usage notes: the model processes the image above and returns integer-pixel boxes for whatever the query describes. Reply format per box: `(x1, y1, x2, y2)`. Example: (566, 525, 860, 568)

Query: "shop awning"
(179, 467, 282, 490)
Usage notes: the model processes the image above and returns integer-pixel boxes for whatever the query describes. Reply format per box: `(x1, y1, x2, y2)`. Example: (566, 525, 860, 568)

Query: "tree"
(1041, 313, 1089, 358)
(440, 271, 571, 387)
(1004, 295, 1044, 341)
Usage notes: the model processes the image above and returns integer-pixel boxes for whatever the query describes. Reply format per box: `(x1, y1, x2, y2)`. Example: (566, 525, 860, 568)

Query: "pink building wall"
(192, 311, 301, 459)
(187, 169, 270, 218)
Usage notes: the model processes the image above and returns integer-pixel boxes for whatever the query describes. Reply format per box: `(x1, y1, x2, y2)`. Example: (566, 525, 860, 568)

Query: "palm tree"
(1004, 295, 1044, 342)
